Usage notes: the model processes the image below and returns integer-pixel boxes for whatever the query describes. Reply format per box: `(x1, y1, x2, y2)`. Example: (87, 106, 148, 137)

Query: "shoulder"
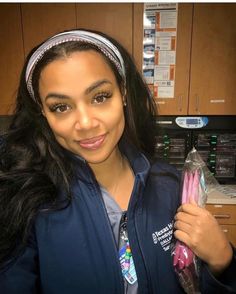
(146, 158, 181, 206)
(142, 158, 181, 215)
(149, 158, 181, 183)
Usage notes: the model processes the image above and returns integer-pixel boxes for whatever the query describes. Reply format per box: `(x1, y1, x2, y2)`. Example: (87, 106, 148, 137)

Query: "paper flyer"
(143, 3, 178, 99)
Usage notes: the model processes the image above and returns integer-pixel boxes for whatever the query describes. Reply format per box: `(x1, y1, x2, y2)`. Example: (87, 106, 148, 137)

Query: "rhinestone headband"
(25, 30, 126, 101)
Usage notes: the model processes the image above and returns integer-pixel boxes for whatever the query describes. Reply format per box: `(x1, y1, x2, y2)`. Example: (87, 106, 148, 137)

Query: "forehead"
(41, 50, 115, 77)
(38, 50, 119, 97)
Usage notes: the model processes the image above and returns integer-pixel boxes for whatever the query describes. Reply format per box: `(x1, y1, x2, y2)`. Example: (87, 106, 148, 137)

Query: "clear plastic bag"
(171, 147, 220, 294)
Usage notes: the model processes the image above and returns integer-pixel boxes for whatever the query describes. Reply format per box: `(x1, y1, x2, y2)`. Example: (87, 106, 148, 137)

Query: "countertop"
(207, 185, 236, 205)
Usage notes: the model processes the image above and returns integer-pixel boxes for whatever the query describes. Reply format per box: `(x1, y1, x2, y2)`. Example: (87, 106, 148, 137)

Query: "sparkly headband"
(25, 30, 126, 100)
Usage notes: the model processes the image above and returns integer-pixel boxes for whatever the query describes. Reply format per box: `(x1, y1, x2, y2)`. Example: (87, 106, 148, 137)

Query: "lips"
(77, 134, 106, 150)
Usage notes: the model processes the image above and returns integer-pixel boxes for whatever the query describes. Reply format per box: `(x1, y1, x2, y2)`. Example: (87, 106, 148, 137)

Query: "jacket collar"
(119, 138, 150, 186)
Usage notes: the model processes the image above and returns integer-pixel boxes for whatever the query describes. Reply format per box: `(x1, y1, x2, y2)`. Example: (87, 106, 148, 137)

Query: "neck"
(89, 148, 124, 189)
(89, 148, 134, 210)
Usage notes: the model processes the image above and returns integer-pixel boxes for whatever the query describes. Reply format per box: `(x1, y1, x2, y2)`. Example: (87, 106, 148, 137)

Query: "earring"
(122, 96, 127, 107)
(122, 88, 127, 107)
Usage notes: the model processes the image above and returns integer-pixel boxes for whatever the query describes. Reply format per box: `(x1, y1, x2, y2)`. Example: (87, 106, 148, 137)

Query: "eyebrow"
(85, 79, 112, 95)
(44, 79, 112, 101)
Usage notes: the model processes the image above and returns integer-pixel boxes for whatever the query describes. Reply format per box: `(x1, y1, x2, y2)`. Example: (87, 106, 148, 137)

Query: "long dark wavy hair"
(0, 29, 158, 267)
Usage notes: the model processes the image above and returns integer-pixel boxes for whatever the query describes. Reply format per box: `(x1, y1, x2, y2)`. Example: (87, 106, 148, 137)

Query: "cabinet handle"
(195, 95, 199, 112)
(213, 214, 231, 219)
(178, 95, 183, 112)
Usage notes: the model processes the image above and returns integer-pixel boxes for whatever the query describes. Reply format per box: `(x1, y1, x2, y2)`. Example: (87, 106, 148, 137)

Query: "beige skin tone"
(174, 199, 233, 275)
(39, 50, 133, 210)
(38, 49, 233, 275)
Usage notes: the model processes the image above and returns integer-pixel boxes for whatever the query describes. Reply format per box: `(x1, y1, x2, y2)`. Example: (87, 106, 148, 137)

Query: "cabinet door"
(206, 204, 236, 225)
(189, 4, 236, 115)
(0, 4, 24, 115)
(206, 204, 236, 246)
(133, 4, 143, 71)
(221, 225, 236, 247)
(133, 4, 193, 115)
(21, 3, 77, 56)
(76, 3, 133, 56)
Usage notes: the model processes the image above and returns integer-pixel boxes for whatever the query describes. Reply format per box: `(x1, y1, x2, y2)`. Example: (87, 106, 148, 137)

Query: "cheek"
(107, 107, 125, 134)
(45, 116, 71, 138)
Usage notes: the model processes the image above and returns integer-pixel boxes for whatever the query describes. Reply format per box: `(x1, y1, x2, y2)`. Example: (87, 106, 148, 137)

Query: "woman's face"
(39, 50, 125, 165)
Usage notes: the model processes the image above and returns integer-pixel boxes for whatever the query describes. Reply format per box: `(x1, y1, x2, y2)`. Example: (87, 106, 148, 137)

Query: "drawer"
(206, 204, 236, 225)
(220, 225, 236, 247)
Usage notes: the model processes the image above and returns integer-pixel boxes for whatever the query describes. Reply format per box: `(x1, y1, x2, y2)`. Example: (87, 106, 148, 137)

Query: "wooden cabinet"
(0, 3, 77, 115)
(0, 4, 24, 115)
(76, 3, 133, 55)
(133, 4, 192, 115)
(0, 3, 134, 114)
(21, 3, 77, 56)
(189, 4, 236, 115)
(134, 3, 236, 115)
(1, 3, 236, 115)
(206, 204, 236, 247)
(21, 3, 133, 57)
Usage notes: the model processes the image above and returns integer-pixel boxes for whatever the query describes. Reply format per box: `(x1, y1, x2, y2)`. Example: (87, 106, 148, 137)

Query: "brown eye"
(49, 103, 70, 113)
(94, 95, 106, 104)
(93, 92, 112, 104)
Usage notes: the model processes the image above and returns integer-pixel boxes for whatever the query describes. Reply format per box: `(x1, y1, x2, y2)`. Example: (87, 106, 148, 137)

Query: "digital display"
(175, 117, 208, 129)
(186, 118, 199, 125)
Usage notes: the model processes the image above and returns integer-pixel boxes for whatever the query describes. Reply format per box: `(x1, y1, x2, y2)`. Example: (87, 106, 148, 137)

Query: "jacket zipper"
(128, 176, 153, 294)
(88, 175, 125, 293)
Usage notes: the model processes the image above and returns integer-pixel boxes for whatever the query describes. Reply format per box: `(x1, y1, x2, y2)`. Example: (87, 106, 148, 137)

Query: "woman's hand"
(174, 201, 233, 275)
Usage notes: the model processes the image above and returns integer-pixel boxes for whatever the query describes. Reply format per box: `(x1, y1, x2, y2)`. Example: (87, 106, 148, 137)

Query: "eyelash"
(49, 103, 70, 113)
(48, 91, 112, 113)
(93, 91, 112, 104)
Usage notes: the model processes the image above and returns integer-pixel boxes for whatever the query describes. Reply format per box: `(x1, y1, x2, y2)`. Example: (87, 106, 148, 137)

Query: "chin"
(83, 150, 113, 165)
(84, 156, 110, 165)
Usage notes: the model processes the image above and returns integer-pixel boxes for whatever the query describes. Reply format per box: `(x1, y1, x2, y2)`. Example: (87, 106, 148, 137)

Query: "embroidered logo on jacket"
(152, 222, 173, 251)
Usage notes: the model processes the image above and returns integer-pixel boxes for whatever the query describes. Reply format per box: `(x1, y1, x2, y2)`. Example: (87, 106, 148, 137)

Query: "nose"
(74, 105, 98, 130)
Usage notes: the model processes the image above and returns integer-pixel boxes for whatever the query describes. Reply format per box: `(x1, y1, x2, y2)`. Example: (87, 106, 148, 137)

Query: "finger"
(174, 229, 191, 248)
(175, 211, 197, 226)
(177, 203, 202, 216)
(174, 219, 192, 234)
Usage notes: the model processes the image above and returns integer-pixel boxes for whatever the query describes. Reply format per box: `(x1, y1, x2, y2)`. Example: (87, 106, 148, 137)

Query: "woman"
(0, 29, 235, 293)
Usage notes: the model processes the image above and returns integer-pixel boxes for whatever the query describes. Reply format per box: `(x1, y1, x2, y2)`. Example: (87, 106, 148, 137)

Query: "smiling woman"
(39, 50, 125, 167)
(0, 29, 235, 294)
